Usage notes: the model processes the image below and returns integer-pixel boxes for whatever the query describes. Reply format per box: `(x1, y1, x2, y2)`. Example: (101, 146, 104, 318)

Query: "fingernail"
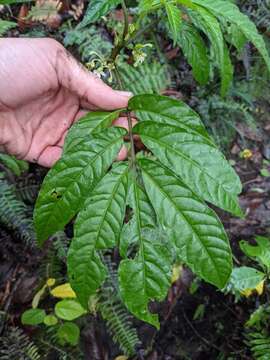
(115, 90, 133, 97)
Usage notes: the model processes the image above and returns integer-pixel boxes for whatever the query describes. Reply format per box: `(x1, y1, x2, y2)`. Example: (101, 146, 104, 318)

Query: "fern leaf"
(0, 20, 16, 35)
(119, 62, 171, 95)
(0, 174, 35, 244)
(99, 257, 140, 356)
(246, 331, 270, 360)
(0, 327, 41, 360)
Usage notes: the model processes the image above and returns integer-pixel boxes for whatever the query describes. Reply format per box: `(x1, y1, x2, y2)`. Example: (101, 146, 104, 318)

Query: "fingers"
(117, 145, 128, 161)
(57, 51, 132, 110)
(37, 145, 62, 168)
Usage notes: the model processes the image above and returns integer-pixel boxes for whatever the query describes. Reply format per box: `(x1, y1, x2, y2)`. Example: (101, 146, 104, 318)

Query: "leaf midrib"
(39, 134, 123, 235)
(135, 109, 211, 142)
(141, 166, 225, 286)
(141, 132, 239, 201)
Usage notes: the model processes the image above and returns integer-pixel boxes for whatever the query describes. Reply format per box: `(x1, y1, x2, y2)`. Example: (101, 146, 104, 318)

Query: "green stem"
(109, 0, 130, 62)
(127, 111, 137, 174)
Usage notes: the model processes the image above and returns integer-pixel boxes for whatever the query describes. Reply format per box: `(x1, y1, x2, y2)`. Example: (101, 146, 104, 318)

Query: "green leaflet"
(120, 180, 156, 258)
(77, 0, 121, 29)
(177, 22, 210, 85)
(192, 0, 270, 73)
(34, 126, 126, 244)
(64, 110, 121, 151)
(128, 94, 212, 141)
(68, 162, 129, 308)
(133, 121, 242, 216)
(119, 179, 172, 328)
(138, 158, 232, 288)
(165, 2, 182, 45)
(229, 267, 265, 292)
(188, 6, 233, 95)
(0, 20, 17, 36)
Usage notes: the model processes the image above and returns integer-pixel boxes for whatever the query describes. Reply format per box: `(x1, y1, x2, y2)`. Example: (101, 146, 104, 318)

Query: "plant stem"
(110, 1, 137, 176)
(109, 0, 129, 62)
(127, 111, 137, 174)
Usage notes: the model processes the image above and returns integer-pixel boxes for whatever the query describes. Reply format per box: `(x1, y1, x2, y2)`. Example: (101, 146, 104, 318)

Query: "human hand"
(0, 38, 132, 167)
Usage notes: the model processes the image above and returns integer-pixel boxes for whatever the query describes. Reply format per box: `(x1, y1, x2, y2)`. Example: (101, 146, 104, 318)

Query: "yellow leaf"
(256, 280, 265, 295)
(50, 283, 76, 298)
(171, 264, 182, 284)
(46, 278, 56, 287)
(240, 149, 253, 159)
(241, 279, 265, 298)
(241, 288, 253, 298)
(32, 284, 47, 308)
(114, 356, 128, 360)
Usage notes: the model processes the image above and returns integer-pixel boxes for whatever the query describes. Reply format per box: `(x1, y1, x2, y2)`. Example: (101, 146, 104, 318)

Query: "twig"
(182, 309, 222, 353)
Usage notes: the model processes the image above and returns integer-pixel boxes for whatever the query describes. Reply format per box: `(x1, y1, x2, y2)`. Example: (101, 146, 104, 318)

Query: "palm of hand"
(0, 38, 131, 167)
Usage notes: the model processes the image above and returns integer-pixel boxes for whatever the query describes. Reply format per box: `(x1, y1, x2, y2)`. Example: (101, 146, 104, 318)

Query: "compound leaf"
(34, 126, 126, 244)
(134, 120, 242, 216)
(68, 162, 129, 308)
(138, 158, 232, 288)
(119, 178, 172, 328)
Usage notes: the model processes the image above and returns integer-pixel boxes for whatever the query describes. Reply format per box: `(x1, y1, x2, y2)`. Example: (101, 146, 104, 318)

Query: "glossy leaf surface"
(134, 119, 242, 216)
(68, 162, 129, 308)
(177, 22, 210, 85)
(119, 179, 172, 328)
(64, 110, 121, 151)
(138, 158, 232, 288)
(34, 127, 126, 244)
(192, 0, 270, 72)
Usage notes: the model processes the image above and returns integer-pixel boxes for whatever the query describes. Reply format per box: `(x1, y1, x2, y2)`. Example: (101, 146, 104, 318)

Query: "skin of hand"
(0, 38, 134, 167)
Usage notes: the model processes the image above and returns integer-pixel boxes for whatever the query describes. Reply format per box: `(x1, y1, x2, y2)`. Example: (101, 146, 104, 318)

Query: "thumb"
(58, 51, 132, 110)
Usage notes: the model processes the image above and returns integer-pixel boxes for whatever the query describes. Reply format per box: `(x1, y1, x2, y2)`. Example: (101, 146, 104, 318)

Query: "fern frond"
(0, 174, 35, 244)
(241, 0, 270, 31)
(245, 330, 270, 360)
(119, 61, 171, 95)
(51, 231, 70, 261)
(16, 175, 40, 204)
(98, 257, 140, 357)
(0, 20, 16, 36)
(37, 326, 83, 360)
(0, 326, 41, 360)
(62, 25, 112, 62)
(0, 153, 29, 176)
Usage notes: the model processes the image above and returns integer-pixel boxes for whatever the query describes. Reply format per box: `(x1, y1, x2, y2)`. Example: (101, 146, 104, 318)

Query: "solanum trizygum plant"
(34, 0, 270, 328)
